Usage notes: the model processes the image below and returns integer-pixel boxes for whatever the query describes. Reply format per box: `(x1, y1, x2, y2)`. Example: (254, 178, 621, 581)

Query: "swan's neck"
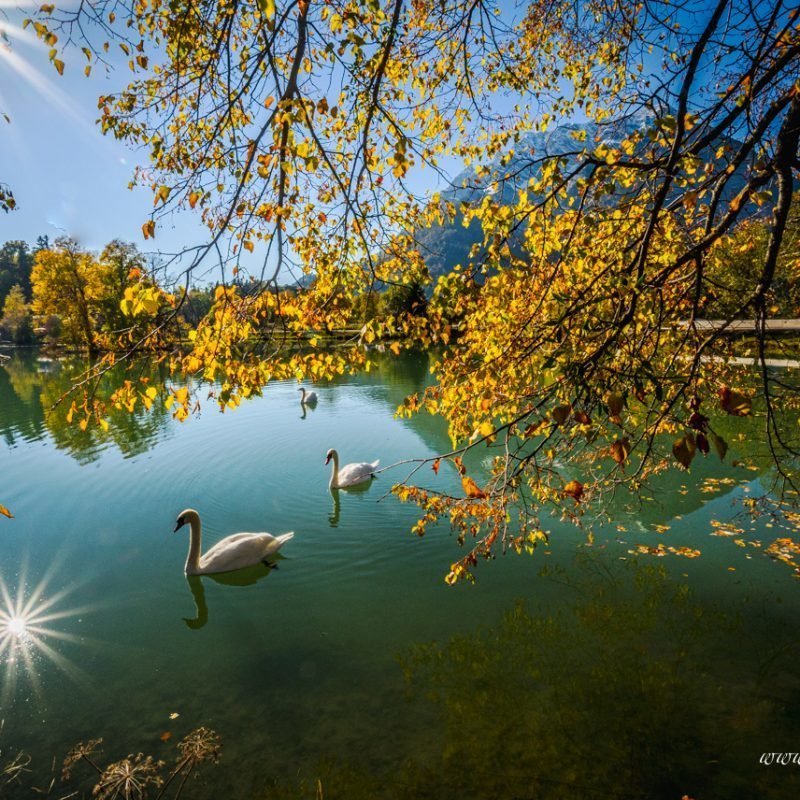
(300, 389, 306, 402)
(185, 517, 203, 574)
(329, 451, 340, 488)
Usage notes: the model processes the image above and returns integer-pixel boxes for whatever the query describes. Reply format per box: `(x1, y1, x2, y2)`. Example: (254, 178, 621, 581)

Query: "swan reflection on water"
(327, 480, 376, 529)
(183, 560, 281, 630)
(328, 489, 341, 527)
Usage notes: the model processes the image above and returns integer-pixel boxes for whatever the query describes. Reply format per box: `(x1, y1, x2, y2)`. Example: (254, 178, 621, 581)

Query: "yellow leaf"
(258, 0, 276, 19)
(0, 504, 13, 519)
(142, 220, 155, 240)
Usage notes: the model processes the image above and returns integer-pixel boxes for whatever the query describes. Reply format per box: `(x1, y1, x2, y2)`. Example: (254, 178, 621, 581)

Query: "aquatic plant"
(60, 727, 221, 800)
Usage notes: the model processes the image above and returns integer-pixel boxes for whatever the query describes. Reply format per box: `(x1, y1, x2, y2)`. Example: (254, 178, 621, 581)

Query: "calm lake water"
(1, 350, 799, 799)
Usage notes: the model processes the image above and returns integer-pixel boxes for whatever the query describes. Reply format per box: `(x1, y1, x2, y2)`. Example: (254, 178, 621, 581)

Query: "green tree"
(0, 240, 33, 308)
(707, 194, 800, 319)
(382, 279, 428, 319)
(0, 284, 34, 345)
(96, 239, 147, 335)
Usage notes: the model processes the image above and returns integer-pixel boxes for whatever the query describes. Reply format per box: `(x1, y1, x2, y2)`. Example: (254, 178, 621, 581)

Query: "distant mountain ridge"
(414, 117, 747, 279)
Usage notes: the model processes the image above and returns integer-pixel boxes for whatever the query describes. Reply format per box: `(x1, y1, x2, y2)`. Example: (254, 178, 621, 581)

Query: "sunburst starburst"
(0, 564, 92, 706)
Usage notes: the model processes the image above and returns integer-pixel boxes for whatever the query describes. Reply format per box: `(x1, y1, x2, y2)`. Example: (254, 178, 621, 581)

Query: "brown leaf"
(719, 386, 752, 416)
(606, 392, 624, 419)
(431, 458, 441, 475)
(563, 480, 584, 502)
(522, 419, 548, 438)
(453, 456, 466, 476)
(672, 433, 697, 469)
(573, 410, 592, 425)
(159, 731, 172, 742)
(708, 430, 728, 461)
(551, 403, 572, 426)
(609, 437, 631, 465)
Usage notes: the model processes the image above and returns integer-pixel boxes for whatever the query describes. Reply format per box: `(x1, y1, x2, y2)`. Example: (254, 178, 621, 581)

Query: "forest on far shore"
(2, 191, 799, 355)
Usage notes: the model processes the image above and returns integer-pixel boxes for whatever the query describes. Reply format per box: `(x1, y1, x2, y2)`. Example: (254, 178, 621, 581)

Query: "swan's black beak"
(173, 519, 184, 532)
(325, 455, 331, 465)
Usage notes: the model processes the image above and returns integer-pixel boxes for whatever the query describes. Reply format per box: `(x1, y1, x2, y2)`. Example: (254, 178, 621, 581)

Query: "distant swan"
(173, 509, 294, 575)
(325, 448, 379, 489)
(299, 387, 318, 405)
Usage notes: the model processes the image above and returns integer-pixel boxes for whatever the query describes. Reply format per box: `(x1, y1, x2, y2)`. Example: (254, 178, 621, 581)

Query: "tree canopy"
(16, 0, 800, 577)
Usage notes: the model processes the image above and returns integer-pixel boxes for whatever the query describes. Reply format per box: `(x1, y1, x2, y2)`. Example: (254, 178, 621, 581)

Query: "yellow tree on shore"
(31, 238, 102, 353)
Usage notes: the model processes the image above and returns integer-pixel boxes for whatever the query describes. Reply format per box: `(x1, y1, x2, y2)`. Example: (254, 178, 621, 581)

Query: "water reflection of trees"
(267, 558, 800, 800)
(0, 353, 173, 463)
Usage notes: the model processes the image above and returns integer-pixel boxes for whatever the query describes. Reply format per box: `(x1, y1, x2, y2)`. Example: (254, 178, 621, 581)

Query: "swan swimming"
(299, 387, 318, 405)
(173, 509, 294, 575)
(325, 448, 380, 489)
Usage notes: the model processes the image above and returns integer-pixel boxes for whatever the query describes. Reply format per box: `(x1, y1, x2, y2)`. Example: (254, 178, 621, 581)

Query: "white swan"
(298, 387, 318, 405)
(325, 448, 379, 489)
(173, 509, 294, 575)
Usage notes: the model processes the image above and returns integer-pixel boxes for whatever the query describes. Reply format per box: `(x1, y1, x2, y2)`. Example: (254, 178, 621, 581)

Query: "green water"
(1, 351, 799, 799)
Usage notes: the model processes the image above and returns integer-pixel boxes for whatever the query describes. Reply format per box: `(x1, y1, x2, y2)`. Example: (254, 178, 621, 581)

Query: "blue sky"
(0, 4, 465, 274)
(0, 7, 209, 257)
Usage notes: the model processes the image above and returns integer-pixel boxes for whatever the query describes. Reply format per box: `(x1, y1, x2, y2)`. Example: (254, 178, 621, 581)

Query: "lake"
(1, 350, 799, 799)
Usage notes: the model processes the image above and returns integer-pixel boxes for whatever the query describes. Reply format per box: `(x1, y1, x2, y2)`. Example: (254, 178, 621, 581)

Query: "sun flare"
(0, 566, 92, 705)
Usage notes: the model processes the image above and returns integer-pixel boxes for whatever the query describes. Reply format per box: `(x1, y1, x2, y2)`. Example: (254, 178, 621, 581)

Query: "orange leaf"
(462, 476, 487, 499)
(563, 480, 584, 502)
(159, 731, 172, 742)
(431, 458, 441, 474)
(0, 504, 13, 519)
